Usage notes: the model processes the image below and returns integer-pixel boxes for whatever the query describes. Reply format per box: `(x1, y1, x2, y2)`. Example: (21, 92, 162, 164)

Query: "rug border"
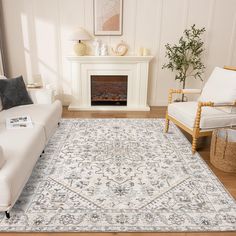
(1, 118, 236, 233)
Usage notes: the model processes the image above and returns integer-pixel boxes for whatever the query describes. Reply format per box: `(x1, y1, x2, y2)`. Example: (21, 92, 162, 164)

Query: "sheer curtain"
(0, 0, 5, 75)
(0, 49, 4, 75)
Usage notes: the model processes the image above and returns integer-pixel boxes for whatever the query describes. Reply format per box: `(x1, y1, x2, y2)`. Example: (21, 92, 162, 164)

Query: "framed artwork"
(94, 0, 123, 36)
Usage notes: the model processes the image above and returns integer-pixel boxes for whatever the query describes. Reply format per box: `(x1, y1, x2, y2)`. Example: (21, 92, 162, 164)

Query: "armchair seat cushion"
(168, 102, 236, 130)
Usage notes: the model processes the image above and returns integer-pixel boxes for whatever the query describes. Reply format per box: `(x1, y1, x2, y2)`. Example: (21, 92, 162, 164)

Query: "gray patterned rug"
(0, 119, 236, 232)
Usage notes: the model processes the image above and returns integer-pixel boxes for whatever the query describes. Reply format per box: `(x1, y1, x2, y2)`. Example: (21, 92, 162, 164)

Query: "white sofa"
(0, 88, 62, 218)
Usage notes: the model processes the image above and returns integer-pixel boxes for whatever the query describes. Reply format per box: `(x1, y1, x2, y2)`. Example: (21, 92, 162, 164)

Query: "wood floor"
(2, 106, 236, 236)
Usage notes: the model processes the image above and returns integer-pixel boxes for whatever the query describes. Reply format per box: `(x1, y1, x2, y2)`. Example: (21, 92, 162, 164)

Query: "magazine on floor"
(6, 116, 33, 129)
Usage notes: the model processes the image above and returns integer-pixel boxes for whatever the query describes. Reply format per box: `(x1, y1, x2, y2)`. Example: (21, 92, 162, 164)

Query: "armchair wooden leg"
(164, 117, 170, 133)
(192, 136, 198, 154)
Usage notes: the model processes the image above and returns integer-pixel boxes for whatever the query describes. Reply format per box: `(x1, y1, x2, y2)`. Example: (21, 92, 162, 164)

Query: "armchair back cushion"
(199, 67, 236, 113)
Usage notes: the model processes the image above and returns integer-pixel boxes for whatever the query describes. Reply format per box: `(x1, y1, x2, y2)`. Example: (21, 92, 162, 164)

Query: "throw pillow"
(0, 76, 33, 110)
(0, 146, 5, 169)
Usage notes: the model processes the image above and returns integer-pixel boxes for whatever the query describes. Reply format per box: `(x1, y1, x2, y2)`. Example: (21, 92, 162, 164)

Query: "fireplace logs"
(91, 75, 128, 106)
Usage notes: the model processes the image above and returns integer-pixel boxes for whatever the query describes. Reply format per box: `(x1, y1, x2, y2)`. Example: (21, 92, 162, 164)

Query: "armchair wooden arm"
(165, 89, 202, 134)
(192, 102, 214, 152)
(192, 101, 236, 153)
(224, 66, 236, 71)
(167, 89, 202, 104)
(212, 101, 236, 107)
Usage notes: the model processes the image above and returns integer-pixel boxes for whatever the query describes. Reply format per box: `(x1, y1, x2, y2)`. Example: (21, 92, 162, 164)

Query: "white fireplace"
(67, 56, 153, 111)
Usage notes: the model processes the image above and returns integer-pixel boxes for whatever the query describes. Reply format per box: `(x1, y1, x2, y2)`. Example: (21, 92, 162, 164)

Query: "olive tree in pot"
(162, 24, 206, 102)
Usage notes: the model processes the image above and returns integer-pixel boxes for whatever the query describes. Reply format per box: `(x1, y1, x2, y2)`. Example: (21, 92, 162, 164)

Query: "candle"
(143, 48, 149, 56)
(138, 47, 143, 56)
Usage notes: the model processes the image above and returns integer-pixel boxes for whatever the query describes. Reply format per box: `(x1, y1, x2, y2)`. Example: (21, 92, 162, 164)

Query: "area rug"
(0, 119, 236, 232)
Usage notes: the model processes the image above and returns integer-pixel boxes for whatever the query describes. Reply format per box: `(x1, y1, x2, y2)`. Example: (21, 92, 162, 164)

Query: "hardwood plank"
(1, 106, 235, 236)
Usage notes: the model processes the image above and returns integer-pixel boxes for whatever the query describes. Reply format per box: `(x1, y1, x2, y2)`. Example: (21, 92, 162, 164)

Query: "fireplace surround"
(67, 56, 153, 111)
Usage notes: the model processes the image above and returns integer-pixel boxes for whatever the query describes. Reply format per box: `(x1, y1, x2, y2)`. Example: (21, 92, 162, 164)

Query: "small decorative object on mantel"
(93, 39, 102, 56)
(137, 47, 143, 56)
(143, 48, 149, 56)
(100, 43, 108, 56)
(111, 41, 128, 56)
(69, 27, 92, 56)
(137, 47, 150, 56)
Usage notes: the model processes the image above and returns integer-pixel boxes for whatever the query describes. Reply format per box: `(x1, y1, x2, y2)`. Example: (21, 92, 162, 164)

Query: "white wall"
(2, 0, 236, 106)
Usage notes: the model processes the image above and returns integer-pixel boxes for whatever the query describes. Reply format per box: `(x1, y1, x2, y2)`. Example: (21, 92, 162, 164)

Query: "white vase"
(100, 44, 108, 56)
(93, 39, 101, 56)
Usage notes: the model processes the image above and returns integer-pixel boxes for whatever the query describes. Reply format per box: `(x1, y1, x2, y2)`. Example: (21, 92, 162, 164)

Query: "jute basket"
(210, 128, 236, 173)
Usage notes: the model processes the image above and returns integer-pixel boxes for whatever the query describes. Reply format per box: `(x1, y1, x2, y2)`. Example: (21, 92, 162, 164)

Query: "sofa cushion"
(0, 123, 46, 208)
(199, 67, 236, 113)
(0, 100, 62, 141)
(0, 76, 33, 110)
(168, 101, 236, 130)
(0, 146, 5, 169)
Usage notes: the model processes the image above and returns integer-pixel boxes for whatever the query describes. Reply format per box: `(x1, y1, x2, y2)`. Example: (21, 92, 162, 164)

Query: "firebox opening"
(91, 75, 128, 106)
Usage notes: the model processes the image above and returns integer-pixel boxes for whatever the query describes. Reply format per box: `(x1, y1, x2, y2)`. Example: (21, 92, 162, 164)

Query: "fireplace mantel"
(67, 55, 153, 111)
(67, 55, 153, 63)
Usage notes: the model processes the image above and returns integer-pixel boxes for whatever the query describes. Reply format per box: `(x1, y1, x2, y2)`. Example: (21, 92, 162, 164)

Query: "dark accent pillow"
(0, 76, 33, 110)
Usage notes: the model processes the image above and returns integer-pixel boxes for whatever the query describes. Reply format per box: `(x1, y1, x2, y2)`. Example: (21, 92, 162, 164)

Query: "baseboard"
(59, 96, 168, 108)
(149, 100, 168, 106)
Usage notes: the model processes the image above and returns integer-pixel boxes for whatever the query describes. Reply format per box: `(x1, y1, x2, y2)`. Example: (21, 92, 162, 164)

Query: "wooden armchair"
(164, 66, 236, 153)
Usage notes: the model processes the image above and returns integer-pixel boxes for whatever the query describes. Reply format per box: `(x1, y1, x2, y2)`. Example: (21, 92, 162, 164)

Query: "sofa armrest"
(28, 88, 54, 104)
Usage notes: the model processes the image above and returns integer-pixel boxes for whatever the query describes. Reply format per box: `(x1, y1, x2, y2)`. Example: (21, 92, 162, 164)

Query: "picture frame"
(94, 0, 123, 36)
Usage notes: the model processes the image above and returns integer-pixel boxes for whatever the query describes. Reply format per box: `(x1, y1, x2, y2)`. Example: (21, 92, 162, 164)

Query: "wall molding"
(228, 13, 236, 65)
(2, 0, 236, 106)
(152, 0, 164, 105)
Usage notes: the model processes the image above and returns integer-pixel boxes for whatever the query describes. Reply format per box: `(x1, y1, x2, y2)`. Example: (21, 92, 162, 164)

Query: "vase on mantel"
(93, 39, 102, 56)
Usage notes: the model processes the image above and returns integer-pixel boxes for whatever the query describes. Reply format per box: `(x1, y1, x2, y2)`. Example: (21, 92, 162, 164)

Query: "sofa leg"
(58, 122, 60, 126)
(42, 150, 45, 154)
(5, 211, 10, 219)
(164, 117, 170, 133)
(192, 137, 198, 154)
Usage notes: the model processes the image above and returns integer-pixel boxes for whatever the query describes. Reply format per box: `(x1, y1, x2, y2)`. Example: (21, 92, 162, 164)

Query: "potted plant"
(162, 24, 206, 101)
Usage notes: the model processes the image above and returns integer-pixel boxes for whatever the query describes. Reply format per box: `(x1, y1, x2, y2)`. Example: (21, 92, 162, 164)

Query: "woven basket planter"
(210, 128, 236, 173)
